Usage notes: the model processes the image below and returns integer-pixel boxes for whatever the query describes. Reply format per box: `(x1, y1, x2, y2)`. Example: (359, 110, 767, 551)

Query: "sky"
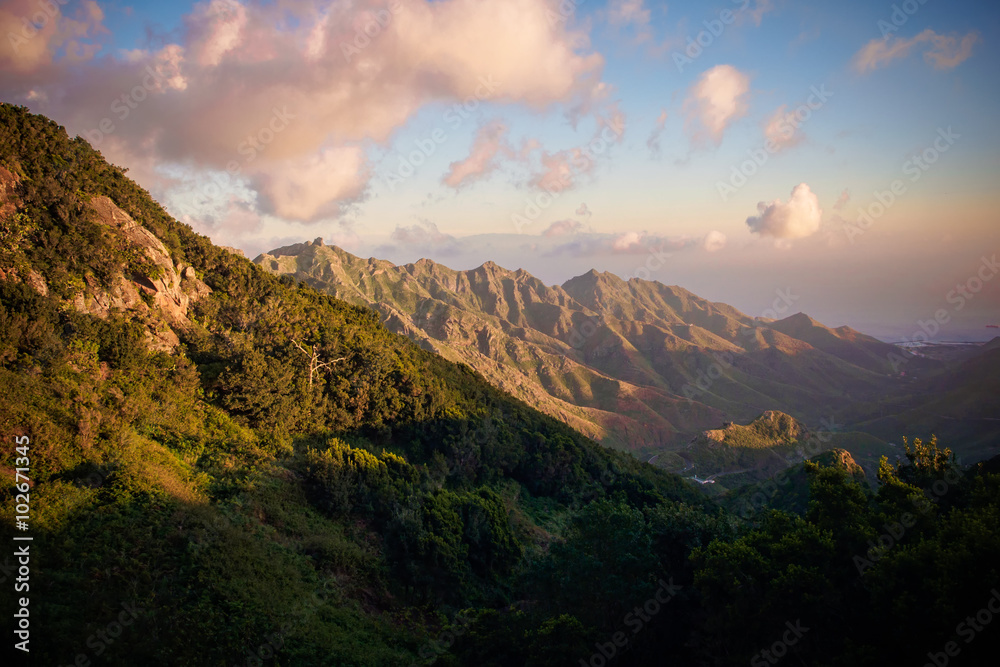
(1, 0, 999, 341)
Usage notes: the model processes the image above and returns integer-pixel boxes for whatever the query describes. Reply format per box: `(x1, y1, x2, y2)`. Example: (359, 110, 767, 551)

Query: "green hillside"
(2, 104, 999, 667)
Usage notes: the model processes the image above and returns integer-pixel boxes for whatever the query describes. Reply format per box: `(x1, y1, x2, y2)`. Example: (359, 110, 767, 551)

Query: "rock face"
(73, 196, 212, 350)
(253, 243, 909, 457)
(1, 177, 210, 353)
(0, 164, 17, 219)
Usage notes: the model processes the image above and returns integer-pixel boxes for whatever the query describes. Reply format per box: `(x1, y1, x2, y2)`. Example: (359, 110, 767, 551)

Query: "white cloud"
(683, 64, 751, 146)
(745, 183, 823, 240)
(703, 230, 727, 252)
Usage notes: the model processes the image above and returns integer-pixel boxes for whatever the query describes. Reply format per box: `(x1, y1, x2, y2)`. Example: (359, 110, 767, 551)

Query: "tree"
(291, 337, 346, 387)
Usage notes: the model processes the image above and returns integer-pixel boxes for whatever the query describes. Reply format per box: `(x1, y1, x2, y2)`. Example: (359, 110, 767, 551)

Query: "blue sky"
(1, 0, 998, 338)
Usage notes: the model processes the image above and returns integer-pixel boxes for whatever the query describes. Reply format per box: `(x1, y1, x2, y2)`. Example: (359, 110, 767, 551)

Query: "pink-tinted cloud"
(545, 231, 697, 258)
(380, 219, 461, 255)
(683, 64, 750, 147)
(763, 105, 804, 152)
(443, 120, 508, 189)
(253, 146, 370, 221)
(0, 0, 106, 73)
(527, 102, 626, 192)
(703, 230, 726, 252)
(542, 219, 583, 237)
(853, 29, 979, 74)
(746, 183, 822, 240)
(2, 0, 606, 223)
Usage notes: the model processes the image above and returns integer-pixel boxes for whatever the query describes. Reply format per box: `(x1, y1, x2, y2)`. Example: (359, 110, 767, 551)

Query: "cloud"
(528, 102, 626, 192)
(833, 188, 850, 211)
(187, 0, 248, 68)
(763, 105, 804, 152)
(744, 0, 775, 27)
(607, 0, 653, 43)
(3, 0, 606, 225)
(545, 230, 698, 258)
(647, 108, 668, 157)
(383, 219, 460, 255)
(745, 183, 823, 240)
(853, 29, 979, 74)
(443, 120, 508, 189)
(576, 203, 592, 218)
(703, 230, 726, 252)
(0, 0, 107, 73)
(253, 146, 370, 221)
(683, 64, 751, 146)
(542, 219, 583, 237)
(612, 231, 643, 251)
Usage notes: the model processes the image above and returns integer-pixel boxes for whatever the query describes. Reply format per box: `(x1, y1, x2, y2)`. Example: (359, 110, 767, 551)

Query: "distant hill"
(677, 410, 891, 492)
(255, 242, 915, 455)
(850, 342, 1000, 462)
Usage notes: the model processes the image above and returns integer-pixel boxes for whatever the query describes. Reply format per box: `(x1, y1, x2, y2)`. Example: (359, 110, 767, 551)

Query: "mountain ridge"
(254, 241, 913, 460)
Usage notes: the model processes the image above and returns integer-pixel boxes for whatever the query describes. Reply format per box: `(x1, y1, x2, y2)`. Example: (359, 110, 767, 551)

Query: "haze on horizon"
(1, 0, 998, 341)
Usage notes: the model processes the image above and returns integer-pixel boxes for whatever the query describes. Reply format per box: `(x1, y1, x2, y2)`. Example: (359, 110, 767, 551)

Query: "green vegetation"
(1, 104, 998, 666)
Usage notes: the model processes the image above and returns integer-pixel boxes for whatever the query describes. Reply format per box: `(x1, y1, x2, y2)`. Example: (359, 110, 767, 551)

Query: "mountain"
(0, 103, 704, 664)
(675, 410, 891, 492)
(849, 340, 1000, 461)
(254, 241, 916, 458)
(3, 104, 1000, 667)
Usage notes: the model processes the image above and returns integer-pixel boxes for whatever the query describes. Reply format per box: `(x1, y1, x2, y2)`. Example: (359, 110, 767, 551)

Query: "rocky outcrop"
(68, 197, 209, 351)
(0, 164, 17, 219)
